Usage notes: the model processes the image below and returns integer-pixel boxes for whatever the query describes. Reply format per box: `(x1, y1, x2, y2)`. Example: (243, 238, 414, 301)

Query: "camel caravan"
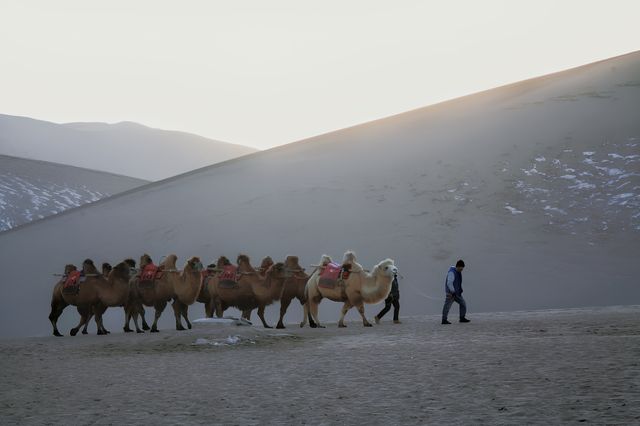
(48, 251, 398, 336)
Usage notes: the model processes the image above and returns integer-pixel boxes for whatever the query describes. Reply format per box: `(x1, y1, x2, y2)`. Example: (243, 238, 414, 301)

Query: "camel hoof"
(276, 324, 285, 329)
(142, 324, 150, 331)
(136, 330, 144, 334)
(151, 328, 159, 333)
(97, 330, 105, 335)
(338, 323, 347, 328)
(82, 329, 88, 335)
(187, 324, 192, 330)
(53, 331, 63, 337)
(123, 327, 133, 333)
(70, 328, 79, 336)
(364, 323, 373, 327)
(263, 325, 273, 329)
(176, 326, 186, 331)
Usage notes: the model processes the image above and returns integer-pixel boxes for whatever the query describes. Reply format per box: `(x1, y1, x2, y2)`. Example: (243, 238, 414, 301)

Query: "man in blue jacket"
(442, 259, 470, 324)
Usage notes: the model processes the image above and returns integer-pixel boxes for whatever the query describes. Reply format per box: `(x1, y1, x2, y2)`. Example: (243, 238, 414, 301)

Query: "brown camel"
(302, 251, 398, 328)
(124, 254, 154, 333)
(52, 259, 135, 336)
(200, 256, 232, 318)
(276, 255, 309, 329)
(128, 254, 203, 332)
(171, 256, 204, 330)
(90, 259, 138, 335)
(213, 254, 286, 328)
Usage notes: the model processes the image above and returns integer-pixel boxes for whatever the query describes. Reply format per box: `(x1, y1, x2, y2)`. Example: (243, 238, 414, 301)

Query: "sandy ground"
(1, 305, 639, 425)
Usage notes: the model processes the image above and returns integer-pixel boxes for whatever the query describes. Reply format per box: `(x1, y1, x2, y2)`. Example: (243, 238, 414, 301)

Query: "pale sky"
(1, 1, 639, 150)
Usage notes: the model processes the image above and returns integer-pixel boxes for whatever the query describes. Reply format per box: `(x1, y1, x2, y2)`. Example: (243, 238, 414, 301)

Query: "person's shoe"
(393, 320, 402, 324)
(374, 316, 380, 325)
(459, 318, 470, 323)
(441, 319, 452, 325)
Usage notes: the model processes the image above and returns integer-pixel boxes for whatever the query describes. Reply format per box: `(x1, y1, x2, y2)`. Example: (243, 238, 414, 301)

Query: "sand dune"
(0, 155, 147, 231)
(0, 52, 639, 339)
(0, 306, 638, 425)
(0, 115, 258, 180)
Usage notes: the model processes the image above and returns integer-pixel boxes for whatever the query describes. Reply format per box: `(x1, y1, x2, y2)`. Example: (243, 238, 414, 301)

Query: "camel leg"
(205, 300, 214, 318)
(243, 310, 253, 321)
(180, 304, 192, 329)
(123, 308, 134, 333)
(70, 308, 91, 336)
(277, 296, 292, 329)
(257, 305, 272, 328)
(356, 302, 373, 327)
(151, 301, 167, 332)
(94, 304, 110, 335)
(338, 301, 354, 328)
(171, 300, 186, 331)
(308, 298, 324, 328)
(214, 300, 224, 318)
(131, 307, 145, 333)
(139, 306, 150, 330)
(49, 302, 67, 337)
(299, 301, 308, 328)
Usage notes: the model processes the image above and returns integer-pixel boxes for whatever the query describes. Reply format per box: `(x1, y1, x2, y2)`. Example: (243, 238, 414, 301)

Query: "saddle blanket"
(219, 265, 239, 289)
(319, 262, 349, 289)
(139, 264, 164, 289)
(62, 271, 85, 295)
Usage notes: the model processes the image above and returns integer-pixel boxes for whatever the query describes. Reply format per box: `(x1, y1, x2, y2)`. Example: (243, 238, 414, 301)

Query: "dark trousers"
(442, 294, 467, 321)
(376, 295, 399, 321)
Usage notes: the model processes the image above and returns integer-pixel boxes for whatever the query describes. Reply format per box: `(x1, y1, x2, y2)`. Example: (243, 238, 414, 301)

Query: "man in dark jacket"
(442, 259, 470, 324)
(374, 273, 401, 324)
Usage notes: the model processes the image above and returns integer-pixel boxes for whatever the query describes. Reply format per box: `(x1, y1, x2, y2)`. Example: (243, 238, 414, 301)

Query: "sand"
(1, 305, 638, 425)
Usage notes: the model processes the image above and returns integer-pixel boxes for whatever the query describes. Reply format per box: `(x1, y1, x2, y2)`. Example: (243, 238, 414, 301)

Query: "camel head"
(140, 253, 153, 268)
(82, 259, 99, 275)
(185, 256, 204, 273)
(372, 258, 397, 279)
(217, 256, 231, 268)
(63, 264, 77, 275)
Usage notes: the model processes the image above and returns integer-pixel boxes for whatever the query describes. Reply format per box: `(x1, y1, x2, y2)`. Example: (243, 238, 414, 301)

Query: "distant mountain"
(0, 116, 258, 180)
(0, 155, 147, 231)
(0, 51, 639, 338)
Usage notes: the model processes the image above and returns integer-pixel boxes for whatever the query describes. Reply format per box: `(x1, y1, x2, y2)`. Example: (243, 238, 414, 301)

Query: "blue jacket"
(445, 266, 462, 296)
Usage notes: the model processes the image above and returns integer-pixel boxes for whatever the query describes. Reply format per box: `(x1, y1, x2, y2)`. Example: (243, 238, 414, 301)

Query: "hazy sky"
(1, 1, 639, 149)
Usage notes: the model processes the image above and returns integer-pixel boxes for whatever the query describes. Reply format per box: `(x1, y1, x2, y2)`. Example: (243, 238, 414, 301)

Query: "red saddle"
(319, 263, 351, 288)
(62, 271, 83, 295)
(219, 265, 239, 288)
(139, 264, 164, 289)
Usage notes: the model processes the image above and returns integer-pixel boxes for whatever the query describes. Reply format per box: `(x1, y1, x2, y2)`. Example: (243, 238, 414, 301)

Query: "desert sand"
(1, 305, 638, 425)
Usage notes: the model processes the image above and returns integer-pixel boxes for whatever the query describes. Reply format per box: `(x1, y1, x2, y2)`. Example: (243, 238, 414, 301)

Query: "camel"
(200, 256, 232, 318)
(128, 254, 203, 332)
(84, 259, 139, 334)
(276, 255, 310, 329)
(123, 254, 154, 333)
(171, 256, 204, 330)
(213, 254, 286, 328)
(302, 251, 398, 328)
(50, 259, 136, 336)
